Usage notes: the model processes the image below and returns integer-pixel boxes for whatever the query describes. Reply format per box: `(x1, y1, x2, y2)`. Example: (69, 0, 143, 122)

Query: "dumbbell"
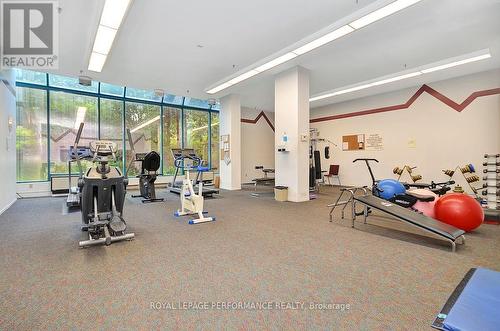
(483, 183, 500, 188)
(443, 169, 455, 177)
(465, 174, 480, 183)
(483, 175, 500, 181)
(393, 167, 404, 176)
(482, 189, 500, 196)
(410, 174, 422, 182)
(484, 154, 500, 158)
(483, 162, 500, 166)
(460, 164, 476, 174)
(484, 169, 500, 173)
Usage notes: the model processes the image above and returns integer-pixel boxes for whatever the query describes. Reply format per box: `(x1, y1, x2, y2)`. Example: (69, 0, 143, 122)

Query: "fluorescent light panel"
(88, 0, 132, 72)
(88, 52, 107, 72)
(310, 50, 491, 102)
(350, 0, 422, 29)
(206, 0, 424, 94)
(100, 0, 132, 29)
(254, 53, 297, 72)
(293, 25, 355, 55)
(371, 71, 422, 86)
(421, 54, 491, 73)
(92, 25, 117, 55)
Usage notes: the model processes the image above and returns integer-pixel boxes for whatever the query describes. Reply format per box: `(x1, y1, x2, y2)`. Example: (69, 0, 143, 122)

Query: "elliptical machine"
(77, 126, 134, 248)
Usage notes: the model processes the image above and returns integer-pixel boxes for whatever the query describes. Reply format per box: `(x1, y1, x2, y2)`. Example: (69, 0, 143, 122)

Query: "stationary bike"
(174, 168, 216, 225)
(77, 137, 134, 248)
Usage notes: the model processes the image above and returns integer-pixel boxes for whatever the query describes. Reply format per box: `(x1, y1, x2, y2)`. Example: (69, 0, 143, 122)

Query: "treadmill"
(170, 148, 219, 197)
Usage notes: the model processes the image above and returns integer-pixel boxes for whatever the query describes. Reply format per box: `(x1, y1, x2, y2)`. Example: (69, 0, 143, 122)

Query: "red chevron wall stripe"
(310, 84, 500, 123)
(241, 111, 275, 132)
(240, 85, 500, 128)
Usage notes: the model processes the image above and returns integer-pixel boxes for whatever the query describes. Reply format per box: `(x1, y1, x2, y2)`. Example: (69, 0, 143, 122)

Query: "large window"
(49, 91, 98, 175)
(125, 102, 161, 176)
(16, 87, 48, 181)
(126, 87, 162, 102)
(163, 107, 181, 175)
(49, 74, 99, 93)
(184, 109, 209, 164)
(15, 69, 219, 182)
(211, 112, 219, 170)
(100, 83, 124, 97)
(100, 99, 124, 169)
(16, 70, 47, 85)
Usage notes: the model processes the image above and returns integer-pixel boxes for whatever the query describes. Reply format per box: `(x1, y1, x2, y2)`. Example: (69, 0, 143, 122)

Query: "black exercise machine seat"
(353, 194, 465, 246)
(140, 151, 161, 173)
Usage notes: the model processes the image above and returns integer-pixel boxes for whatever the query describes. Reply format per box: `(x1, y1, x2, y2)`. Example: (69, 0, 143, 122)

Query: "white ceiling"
(55, 0, 500, 111)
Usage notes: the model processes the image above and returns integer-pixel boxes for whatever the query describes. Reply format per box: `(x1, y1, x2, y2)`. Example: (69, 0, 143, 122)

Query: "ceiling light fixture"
(310, 49, 491, 102)
(88, 0, 132, 72)
(349, 0, 423, 29)
(206, 0, 424, 95)
(420, 53, 492, 74)
(254, 52, 298, 73)
(292, 25, 355, 55)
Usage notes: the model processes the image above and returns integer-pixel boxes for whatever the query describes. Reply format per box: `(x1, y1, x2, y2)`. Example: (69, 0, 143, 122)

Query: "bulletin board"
(342, 134, 365, 151)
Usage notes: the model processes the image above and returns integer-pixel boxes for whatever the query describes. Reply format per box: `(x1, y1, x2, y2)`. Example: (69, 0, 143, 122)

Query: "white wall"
(0, 70, 17, 214)
(310, 69, 500, 189)
(241, 107, 275, 184)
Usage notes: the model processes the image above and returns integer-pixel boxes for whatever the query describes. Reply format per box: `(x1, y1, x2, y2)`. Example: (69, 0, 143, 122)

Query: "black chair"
(132, 151, 164, 203)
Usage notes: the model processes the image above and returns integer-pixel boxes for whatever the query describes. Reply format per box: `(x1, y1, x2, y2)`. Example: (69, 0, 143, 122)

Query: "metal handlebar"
(353, 158, 379, 186)
(125, 129, 135, 178)
(353, 158, 379, 163)
(73, 122, 85, 178)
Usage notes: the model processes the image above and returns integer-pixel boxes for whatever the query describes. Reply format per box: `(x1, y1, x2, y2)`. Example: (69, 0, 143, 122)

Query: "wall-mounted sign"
(366, 133, 383, 151)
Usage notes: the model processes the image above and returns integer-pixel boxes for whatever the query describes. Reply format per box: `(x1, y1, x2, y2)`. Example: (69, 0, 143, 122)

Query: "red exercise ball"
(434, 193, 483, 232)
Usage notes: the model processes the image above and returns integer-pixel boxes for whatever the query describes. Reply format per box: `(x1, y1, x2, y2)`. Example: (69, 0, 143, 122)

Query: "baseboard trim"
(0, 198, 17, 216)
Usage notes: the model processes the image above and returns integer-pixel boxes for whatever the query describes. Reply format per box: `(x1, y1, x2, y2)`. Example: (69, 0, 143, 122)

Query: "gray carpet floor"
(0, 186, 499, 330)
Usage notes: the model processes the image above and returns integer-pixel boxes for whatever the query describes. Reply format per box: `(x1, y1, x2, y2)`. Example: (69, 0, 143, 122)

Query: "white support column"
(0, 69, 17, 214)
(219, 94, 241, 190)
(275, 67, 310, 202)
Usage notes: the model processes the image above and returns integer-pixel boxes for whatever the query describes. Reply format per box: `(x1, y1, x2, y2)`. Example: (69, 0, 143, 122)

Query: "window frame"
(15, 71, 219, 183)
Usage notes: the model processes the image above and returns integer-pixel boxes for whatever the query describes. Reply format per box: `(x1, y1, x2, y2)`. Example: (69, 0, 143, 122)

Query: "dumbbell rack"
(442, 164, 481, 197)
(393, 165, 422, 183)
(483, 154, 500, 223)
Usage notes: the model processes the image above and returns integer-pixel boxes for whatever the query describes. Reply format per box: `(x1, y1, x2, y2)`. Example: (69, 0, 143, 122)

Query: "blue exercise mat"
(432, 267, 500, 331)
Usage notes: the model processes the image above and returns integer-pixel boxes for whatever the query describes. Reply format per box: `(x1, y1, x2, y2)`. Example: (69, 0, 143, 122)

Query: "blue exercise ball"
(377, 179, 406, 200)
